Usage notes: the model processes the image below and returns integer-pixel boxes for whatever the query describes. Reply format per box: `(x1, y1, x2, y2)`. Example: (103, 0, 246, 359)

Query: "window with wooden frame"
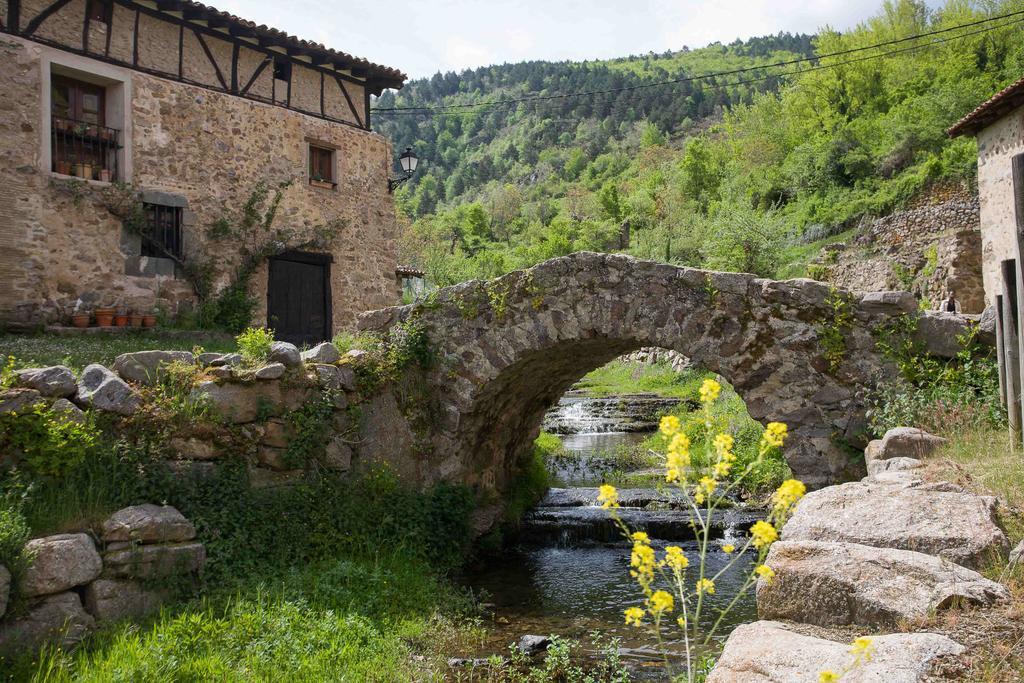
(87, 0, 111, 24)
(140, 203, 184, 259)
(50, 74, 120, 181)
(309, 145, 336, 188)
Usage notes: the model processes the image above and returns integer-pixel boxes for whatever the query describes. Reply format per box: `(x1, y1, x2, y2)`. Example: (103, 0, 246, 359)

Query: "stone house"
(949, 75, 1024, 434)
(0, 0, 407, 344)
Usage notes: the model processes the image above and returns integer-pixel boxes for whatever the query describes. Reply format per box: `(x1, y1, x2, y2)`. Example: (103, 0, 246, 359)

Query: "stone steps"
(707, 427, 1012, 682)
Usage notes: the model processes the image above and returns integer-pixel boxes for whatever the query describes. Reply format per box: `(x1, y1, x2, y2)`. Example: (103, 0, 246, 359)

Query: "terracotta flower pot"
(94, 307, 115, 317)
(142, 315, 157, 328)
(114, 314, 130, 326)
(130, 313, 144, 327)
(71, 313, 90, 328)
(95, 313, 114, 327)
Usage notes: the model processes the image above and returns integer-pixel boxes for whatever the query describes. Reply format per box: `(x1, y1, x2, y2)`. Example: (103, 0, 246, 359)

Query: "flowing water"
(458, 394, 760, 677)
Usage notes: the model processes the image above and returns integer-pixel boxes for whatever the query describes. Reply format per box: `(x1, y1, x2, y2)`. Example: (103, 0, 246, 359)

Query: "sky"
(214, 0, 945, 80)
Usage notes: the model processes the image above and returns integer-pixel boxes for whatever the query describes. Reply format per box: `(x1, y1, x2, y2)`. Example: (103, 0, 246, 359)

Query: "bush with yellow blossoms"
(597, 378, 807, 682)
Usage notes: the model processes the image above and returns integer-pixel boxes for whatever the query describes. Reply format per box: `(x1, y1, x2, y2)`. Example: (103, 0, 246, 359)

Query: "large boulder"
(76, 364, 140, 416)
(782, 481, 1009, 569)
(0, 592, 95, 654)
(707, 621, 963, 683)
(0, 564, 9, 619)
(101, 504, 196, 544)
(978, 305, 996, 346)
(20, 533, 103, 598)
(866, 456, 923, 476)
(191, 380, 283, 424)
(913, 312, 974, 358)
(0, 388, 43, 415)
(254, 362, 286, 380)
(112, 350, 194, 385)
(758, 540, 1009, 628)
(877, 427, 947, 460)
(103, 541, 205, 579)
(268, 342, 302, 368)
(858, 291, 918, 315)
(301, 342, 341, 364)
(83, 578, 168, 623)
(14, 366, 76, 397)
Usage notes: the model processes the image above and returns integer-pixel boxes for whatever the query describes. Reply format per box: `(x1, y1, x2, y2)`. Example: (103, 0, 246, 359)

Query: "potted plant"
(142, 313, 157, 328)
(55, 160, 72, 176)
(71, 312, 90, 328)
(310, 174, 334, 190)
(94, 307, 115, 327)
(114, 311, 129, 326)
(129, 311, 144, 327)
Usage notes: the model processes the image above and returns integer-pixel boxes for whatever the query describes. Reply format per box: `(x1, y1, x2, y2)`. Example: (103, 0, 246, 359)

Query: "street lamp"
(388, 147, 418, 193)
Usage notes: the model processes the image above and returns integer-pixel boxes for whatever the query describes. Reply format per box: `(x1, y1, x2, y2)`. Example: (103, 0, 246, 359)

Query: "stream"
(459, 393, 760, 676)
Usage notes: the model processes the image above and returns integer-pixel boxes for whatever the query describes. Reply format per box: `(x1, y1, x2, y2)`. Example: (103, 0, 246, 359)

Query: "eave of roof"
(948, 75, 1024, 137)
(149, 1, 406, 93)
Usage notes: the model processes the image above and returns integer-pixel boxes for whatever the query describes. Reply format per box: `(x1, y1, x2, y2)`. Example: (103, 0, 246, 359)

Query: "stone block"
(21, 533, 102, 598)
(14, 366, 76, 397)
(113, 350, 195, 385)
(0, 592, 95, 655)
(758, 540, 1008, 628)
(254, 362, 286, 380)
(858, 291, 918, 315)
(878, 427, 947, 460)
(0, 387, 43, 415)
(101, 504, 196, 544)
(103, 541, 205, 579)
(301, 342, 340, 364)
(707, 621, 964, 683)
(192, 380, 283, 424)
(83, 578, 169, 623)
(76, 364, 140, 415)
(268, 342, 301, 368)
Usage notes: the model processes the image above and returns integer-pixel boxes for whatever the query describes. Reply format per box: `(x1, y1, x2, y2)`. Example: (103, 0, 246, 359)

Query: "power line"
(372, 9, 1024, 118)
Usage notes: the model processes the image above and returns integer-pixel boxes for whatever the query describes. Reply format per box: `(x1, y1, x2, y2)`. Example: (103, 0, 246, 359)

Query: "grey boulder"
(301, 342, 341, 364)
(707, 620, 964, 683)
(866, 456, 923, 476)
(877, 427, 947, 460)
(912, 312, 973, 358)
(0, 592, 95, 654)
(101, 504, 196, 544)
(14, 366, 76, 397)
(782, 480, 1009, 569)
(254, 362, 286, 380)
(20, 533, 102, 598)
(83, 579, 169, 623)
(758, 540, 1009, 628)
(113, 350, 194, 385)
(0, 387, 43, 415)
(103, 541, 205, 579)
(858, 291, 918, 315)
(268, 342, 302, 368)
(76, 364, 140, 416)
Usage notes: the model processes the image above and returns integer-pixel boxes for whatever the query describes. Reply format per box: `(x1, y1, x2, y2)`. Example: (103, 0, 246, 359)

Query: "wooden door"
(267, 252, 332, 347)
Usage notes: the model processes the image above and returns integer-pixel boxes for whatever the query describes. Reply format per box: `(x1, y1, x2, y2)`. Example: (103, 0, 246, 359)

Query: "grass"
(0, 331, 235, 373)
(911, 425, 1024, 682)
(575, 361, 706, 399)
(9, 553, 481, 682)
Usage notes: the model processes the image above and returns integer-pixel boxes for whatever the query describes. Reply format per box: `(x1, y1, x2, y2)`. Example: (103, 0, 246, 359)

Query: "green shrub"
(0, 405, 102, 478)
(332, 330, 381, 355)
(0, 500, 30, 584)
(235, 327, 274, 366)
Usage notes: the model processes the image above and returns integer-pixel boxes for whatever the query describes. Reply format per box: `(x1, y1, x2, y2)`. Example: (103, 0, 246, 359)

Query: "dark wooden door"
(267, 252, 332, 347)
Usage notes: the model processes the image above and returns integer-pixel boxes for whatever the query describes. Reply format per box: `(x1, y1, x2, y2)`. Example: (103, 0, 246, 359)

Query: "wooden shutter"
(1014, 154, 1024, 234)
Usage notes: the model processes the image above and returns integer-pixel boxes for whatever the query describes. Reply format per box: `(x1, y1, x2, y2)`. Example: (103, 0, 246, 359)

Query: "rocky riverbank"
(707, 427, 1016, 682)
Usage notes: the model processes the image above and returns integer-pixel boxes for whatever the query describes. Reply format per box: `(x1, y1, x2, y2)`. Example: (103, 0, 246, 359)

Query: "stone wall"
(0, 33, 400, 330)
(0, 504, 205, 656)
(976, 107, 1024, 308)
(811, 183, 984, 313)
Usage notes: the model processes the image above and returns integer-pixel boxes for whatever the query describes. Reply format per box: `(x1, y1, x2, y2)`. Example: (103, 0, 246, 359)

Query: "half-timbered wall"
(1, 0, 372, 129)
(0, 4, 400, 330)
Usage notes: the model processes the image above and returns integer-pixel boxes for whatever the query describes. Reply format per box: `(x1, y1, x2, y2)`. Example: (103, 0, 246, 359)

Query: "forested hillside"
(377, 0, 1024, 286)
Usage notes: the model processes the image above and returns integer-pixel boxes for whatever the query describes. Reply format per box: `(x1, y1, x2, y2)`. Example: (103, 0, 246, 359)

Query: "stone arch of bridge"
(358, 252, 900, 508)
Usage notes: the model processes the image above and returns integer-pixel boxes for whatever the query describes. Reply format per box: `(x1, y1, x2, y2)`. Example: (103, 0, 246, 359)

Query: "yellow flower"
(754, 564, 775, 583)
(697, 476, 717, 499)
(772, 479, 806, 512)
(699, 379, 721, 403)
(713, 433, 734, 457)
(668, 432, 691, 457)
(676, 616, 687, 627)
(713, 461, 732, 478)
(695, 578, 715, 595)
(631, 541, 656, 588)
(624, 606, 645, 626)
(662, 545, 689, 571)
(598, 484, 619, 509)
(631, 531, 650, 544)
(660, 415, 681, 436)
(760, 422, 788, 450)
(750, 520, 778, 549)
(850, 637, 874, 661)
(721, 544, 735, 554)
(818, 672, 839, 683)
(648, 590, 674, 614)
(665, 433, 692, 482)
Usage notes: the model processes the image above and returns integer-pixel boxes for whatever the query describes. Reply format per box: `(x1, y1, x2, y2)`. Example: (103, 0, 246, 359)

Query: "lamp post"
(388, 147, 418, 193)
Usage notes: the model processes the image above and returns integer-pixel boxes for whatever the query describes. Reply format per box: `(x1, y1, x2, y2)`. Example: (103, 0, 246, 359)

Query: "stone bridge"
(357, 252, 966, 515)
